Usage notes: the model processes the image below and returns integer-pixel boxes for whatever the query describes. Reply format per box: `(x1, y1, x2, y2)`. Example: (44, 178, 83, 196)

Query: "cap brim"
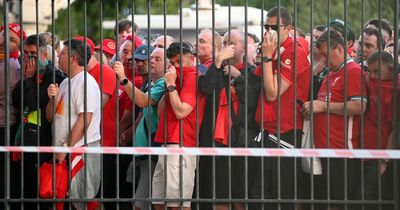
(134, 54, 148, 61)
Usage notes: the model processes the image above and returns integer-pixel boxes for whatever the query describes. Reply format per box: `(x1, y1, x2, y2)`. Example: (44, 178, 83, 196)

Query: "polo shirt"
(154, 66, 205, 147)
(254, 36, 311, 134)
(314, 60, 367, 149)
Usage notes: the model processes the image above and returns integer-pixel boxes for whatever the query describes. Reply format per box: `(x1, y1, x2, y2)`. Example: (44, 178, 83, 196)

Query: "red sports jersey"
(254, 36, 311, 134)
(88, 63, 118, 146)
(314, 60, 367, 149)
(363, 76, 400, 149)
(154, 66, 205, 147)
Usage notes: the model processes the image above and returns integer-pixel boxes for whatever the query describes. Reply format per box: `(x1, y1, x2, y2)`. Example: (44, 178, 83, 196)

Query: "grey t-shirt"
(0, 58, 20, 127)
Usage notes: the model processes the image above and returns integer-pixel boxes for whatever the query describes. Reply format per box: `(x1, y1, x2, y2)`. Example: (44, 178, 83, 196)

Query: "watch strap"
(262, 56, 272, 63)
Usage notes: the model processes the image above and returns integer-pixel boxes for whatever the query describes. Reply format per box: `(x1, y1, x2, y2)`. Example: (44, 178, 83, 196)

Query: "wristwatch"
(120, 78, 129, 86)
(262, 56, 272, 63)
(166, 85, 177, 92)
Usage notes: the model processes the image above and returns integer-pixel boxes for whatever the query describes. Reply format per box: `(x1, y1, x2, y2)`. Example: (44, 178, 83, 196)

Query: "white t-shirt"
(54, 71, 101, 147)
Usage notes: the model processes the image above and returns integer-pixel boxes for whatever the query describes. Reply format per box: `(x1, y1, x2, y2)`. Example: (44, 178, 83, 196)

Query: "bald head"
(152, 35, 175, 49)
(223, 29, 245, 46)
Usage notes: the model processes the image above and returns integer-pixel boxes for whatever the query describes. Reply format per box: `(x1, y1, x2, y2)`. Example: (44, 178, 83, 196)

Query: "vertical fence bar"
(179, 0, 184, 208)
(392, 0, 399, 209)
(18, 1, 24, 210)
(244, 1, 249, 210)
(146, 0, 151, 209)
(83, 1, 88, 209)
(99, 0, 104, 207)
(293, 0, 298, 205)
(360, 1, 365, 209)
(51, 0, 57, 209)
(343, 0, 349, 208)
(309, 0, 315, 208)
(67, 0, 72, 208)
(227, 1, 232, 209)
(3, 0, 10, 209)
(130, 0, 137, 209)
(114, 1, 120, 209)
(326, 0, 331, 208)
(377, 2, 383, 209)
(34, 1, 40, 209)
(260, 2, 265, 209)
(276, 1, 282, 209)
(162, 0, 168, 208)
(211, 0, 217, 209)
(195, 0, 200, 209)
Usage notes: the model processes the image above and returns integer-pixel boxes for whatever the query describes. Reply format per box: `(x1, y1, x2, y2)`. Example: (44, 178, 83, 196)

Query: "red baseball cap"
(124, 35, 143, 49)
(94, 39, 116, 57)
(0, 23, 26, 40)
(74, 35, 95, 55)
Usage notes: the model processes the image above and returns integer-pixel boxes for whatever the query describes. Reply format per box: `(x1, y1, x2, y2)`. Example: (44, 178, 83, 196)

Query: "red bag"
(39, 160, 69, 210)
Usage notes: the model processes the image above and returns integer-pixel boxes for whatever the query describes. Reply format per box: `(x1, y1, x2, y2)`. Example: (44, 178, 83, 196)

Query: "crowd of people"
(0, 5, 399, 210)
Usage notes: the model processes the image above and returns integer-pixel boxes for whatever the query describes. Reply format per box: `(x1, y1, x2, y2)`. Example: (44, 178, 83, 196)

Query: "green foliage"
(51, 0, 397, 44)
(216, 0, 396, 37)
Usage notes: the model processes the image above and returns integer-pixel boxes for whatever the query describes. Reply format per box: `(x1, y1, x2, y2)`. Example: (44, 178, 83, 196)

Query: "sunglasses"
(264, 24, 287, 31)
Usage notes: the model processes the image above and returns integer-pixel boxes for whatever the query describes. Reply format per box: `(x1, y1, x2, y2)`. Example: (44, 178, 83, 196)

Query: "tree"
(51, 0, 191, 43)
(51, 0, 397, 43)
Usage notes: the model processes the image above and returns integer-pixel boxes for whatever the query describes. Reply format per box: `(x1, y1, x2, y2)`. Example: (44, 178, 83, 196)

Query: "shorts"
(152, 145, 197, 208)
(69, 141, 101, 210)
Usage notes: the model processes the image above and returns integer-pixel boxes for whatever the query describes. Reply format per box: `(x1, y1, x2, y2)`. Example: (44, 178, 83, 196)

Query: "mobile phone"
(296, 99, 304, 106)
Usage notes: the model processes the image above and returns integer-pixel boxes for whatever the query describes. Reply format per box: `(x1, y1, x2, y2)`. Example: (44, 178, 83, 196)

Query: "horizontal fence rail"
(1, 0, 399, 209)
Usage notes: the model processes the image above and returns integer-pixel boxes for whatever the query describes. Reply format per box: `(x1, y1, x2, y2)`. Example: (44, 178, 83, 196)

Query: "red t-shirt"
(314, 60, 367, 149)
(363, 76, 400, 149)
(88, 63, 118, 146)
(254, 36, 311, 134)
(154, 66, 205, 147)
(117, 72, 138, 119)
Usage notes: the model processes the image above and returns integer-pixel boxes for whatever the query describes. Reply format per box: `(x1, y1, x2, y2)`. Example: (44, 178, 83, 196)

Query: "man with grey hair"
(152, 35, 175, 49)
(114, 47, 166, 210)
(198, 29, 261, 210)
(196, 28, 222, 68)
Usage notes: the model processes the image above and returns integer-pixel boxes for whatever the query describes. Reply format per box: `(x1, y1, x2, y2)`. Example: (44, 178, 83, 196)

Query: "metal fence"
(1, 0, 399, 210)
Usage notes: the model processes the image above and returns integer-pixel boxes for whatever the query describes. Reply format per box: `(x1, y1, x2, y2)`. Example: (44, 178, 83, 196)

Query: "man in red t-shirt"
(359, 51, 399, 209)
(253, 6, 310, 210)
(118, 44, 154, 146)
(301, 30, 367, 209)
(152, 42, 205, 210)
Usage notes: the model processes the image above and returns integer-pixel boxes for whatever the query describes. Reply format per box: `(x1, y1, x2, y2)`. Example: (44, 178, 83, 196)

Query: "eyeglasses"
(264, 24, 287, 31)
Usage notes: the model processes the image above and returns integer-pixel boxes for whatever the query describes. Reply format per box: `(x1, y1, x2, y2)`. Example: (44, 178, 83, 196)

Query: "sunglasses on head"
(264, 24, 286, 31)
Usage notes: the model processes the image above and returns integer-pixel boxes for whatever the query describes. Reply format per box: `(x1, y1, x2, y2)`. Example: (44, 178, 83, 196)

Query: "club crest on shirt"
(280, 59, 292, 69)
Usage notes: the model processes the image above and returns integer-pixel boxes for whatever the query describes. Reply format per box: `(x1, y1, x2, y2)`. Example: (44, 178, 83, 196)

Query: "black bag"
(233, 126, 261, 148)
